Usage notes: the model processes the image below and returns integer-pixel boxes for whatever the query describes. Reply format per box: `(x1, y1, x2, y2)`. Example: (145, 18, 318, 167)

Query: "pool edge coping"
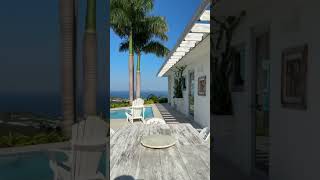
(151, 104, 163, 119)
(110, 104, 153, 111)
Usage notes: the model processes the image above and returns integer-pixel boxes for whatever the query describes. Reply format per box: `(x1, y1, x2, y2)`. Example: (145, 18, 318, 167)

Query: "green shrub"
(15, 134, 32, 146)
(0, 131, 68, 147)
(173, 66, 186, 98)
(146, 94, 159, 103)
(111, 102, 130, 108)
(144, 99, 154, 104)
(158, 97, 168, 103)
(0, 132, 22, 147)
(47, 131, 68, 142)
(31, 133, 48, 144)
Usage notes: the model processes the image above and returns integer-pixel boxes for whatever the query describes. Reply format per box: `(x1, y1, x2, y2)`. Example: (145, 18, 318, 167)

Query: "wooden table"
(110, 123, 210, 180)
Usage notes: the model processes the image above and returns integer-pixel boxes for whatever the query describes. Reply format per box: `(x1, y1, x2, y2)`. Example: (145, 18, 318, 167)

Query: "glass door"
(189, 71, 195, 116)
(253, 31, 270, 176)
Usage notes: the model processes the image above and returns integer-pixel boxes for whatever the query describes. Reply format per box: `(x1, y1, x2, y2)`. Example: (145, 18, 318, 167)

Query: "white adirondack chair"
(125, 98, 145, 123)
(49, 116, 106, 180)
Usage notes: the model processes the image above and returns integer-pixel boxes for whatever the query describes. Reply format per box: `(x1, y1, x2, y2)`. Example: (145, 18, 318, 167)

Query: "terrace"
(109, 0, 211, 179)
(110, 103, 209, 179)
(109, 103, 202, 130)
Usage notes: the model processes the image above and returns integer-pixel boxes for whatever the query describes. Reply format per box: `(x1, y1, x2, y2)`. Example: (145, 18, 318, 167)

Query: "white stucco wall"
(166, 36, 210, 128)
(213, 0, 320, 179)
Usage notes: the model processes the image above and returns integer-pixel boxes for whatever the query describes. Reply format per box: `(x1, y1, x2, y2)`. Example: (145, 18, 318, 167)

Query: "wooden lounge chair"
(49, 116, 106, 180)
(125, 98, 145, 123)
(198, 127, 210, 142)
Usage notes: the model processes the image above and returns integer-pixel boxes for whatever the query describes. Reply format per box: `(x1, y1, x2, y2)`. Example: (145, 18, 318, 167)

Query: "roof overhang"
(157, 0, 211, 77)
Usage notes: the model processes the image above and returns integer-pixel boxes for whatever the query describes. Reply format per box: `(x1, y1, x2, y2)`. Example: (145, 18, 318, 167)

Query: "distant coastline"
(0, 93, 107, 117)
(0, 91, 167, 117)
(110, 91, 168, 99)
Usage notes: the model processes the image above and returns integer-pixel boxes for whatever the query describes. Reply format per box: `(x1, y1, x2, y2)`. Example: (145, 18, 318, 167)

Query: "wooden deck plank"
(110, 125, 131, 169)
(110, 125, 139, 176)
(167, 124, 190, 146)
(110, 123, 210, 180)
(135, 147, 162, 180)
(195, 144, 211, 167)
(159, 146, 192, 180)
(168, 124, 203, 146)
(177, 145, 210, 180)
(125, 125, 150, 179)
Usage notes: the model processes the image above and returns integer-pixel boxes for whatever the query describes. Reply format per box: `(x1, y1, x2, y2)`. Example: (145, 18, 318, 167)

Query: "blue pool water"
(0, 151, 106, 180)
(110, 107, 154, 119)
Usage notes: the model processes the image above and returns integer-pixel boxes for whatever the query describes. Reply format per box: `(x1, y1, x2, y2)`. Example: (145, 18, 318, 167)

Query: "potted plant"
(211, 12, 246, 157)
(172, 66, 186, 111)
(211, 10, 246, 115)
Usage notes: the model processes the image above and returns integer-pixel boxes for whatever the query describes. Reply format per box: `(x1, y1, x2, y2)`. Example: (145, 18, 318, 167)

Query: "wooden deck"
(110, 123, 210, 180)
(155, 103, 202, 129)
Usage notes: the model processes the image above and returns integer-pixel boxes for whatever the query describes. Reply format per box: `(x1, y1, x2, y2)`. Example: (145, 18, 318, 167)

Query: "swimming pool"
(110, 107, 154, 119)
(0, 151, 106, 180)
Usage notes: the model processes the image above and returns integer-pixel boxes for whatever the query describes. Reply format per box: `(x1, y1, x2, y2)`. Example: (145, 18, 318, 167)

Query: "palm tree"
(110, 0, 153, 104)
(83, 0, 97, 117)
(119, 16, 169, 98)
(60, 0, 76, 137)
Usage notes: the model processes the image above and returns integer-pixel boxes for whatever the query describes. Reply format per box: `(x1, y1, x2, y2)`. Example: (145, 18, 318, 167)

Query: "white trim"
(200, 10, 210, 21)
(191, 23, 210, 33)
(157, 0, 211, 77)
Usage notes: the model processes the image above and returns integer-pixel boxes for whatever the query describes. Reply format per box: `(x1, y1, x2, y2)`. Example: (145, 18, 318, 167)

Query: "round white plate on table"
(141, 135, 176, 149)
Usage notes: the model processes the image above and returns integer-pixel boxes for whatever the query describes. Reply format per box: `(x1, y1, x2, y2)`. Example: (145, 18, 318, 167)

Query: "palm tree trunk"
(83, 0, 97, 117)
(136, 51, 141, 98)
(129, 31, 134, 104)
(60, 0, 75, 138)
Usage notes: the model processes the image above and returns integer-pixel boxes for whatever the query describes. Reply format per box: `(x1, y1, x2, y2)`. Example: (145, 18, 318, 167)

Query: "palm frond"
(134, 0, 154, 14)
(110, 0, 168, 56)
(110, 0, 132, 38)
(144, 16, 168, 41)
(119, 41, 129, 52)
(142, 41, 169, 57)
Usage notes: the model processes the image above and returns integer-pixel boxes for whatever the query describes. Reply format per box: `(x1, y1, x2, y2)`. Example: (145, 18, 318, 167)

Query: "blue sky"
(0, 0, 107, 113)
(0, 0, 107, 96)
(110, 0, 202, 91)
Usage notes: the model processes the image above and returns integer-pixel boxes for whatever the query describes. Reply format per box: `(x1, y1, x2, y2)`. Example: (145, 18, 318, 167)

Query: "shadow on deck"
(155, 103, 202, 129)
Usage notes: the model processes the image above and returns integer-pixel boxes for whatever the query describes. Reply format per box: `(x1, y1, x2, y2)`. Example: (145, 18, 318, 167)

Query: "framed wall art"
(198, 76, 206, 96)
(281, 44, 308, 109)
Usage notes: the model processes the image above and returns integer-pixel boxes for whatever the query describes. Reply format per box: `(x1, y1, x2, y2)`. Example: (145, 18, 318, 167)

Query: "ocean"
(0, 91, 167, 117)
(110, 91, 168, 99)
(0, 93, 107, 117)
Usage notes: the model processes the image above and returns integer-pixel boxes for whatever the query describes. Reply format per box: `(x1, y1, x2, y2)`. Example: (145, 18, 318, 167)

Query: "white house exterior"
(157, 0, 211, 128)
(167, 37, 210, 128)
(212, 0, 320, 180)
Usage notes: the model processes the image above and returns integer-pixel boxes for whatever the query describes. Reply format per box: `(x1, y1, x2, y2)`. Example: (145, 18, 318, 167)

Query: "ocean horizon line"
(110, 90, 168, 99)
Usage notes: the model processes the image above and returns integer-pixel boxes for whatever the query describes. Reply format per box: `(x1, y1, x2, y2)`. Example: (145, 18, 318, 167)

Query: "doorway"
(252, 29, 270, 176)
(189, 71, 195, 117)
